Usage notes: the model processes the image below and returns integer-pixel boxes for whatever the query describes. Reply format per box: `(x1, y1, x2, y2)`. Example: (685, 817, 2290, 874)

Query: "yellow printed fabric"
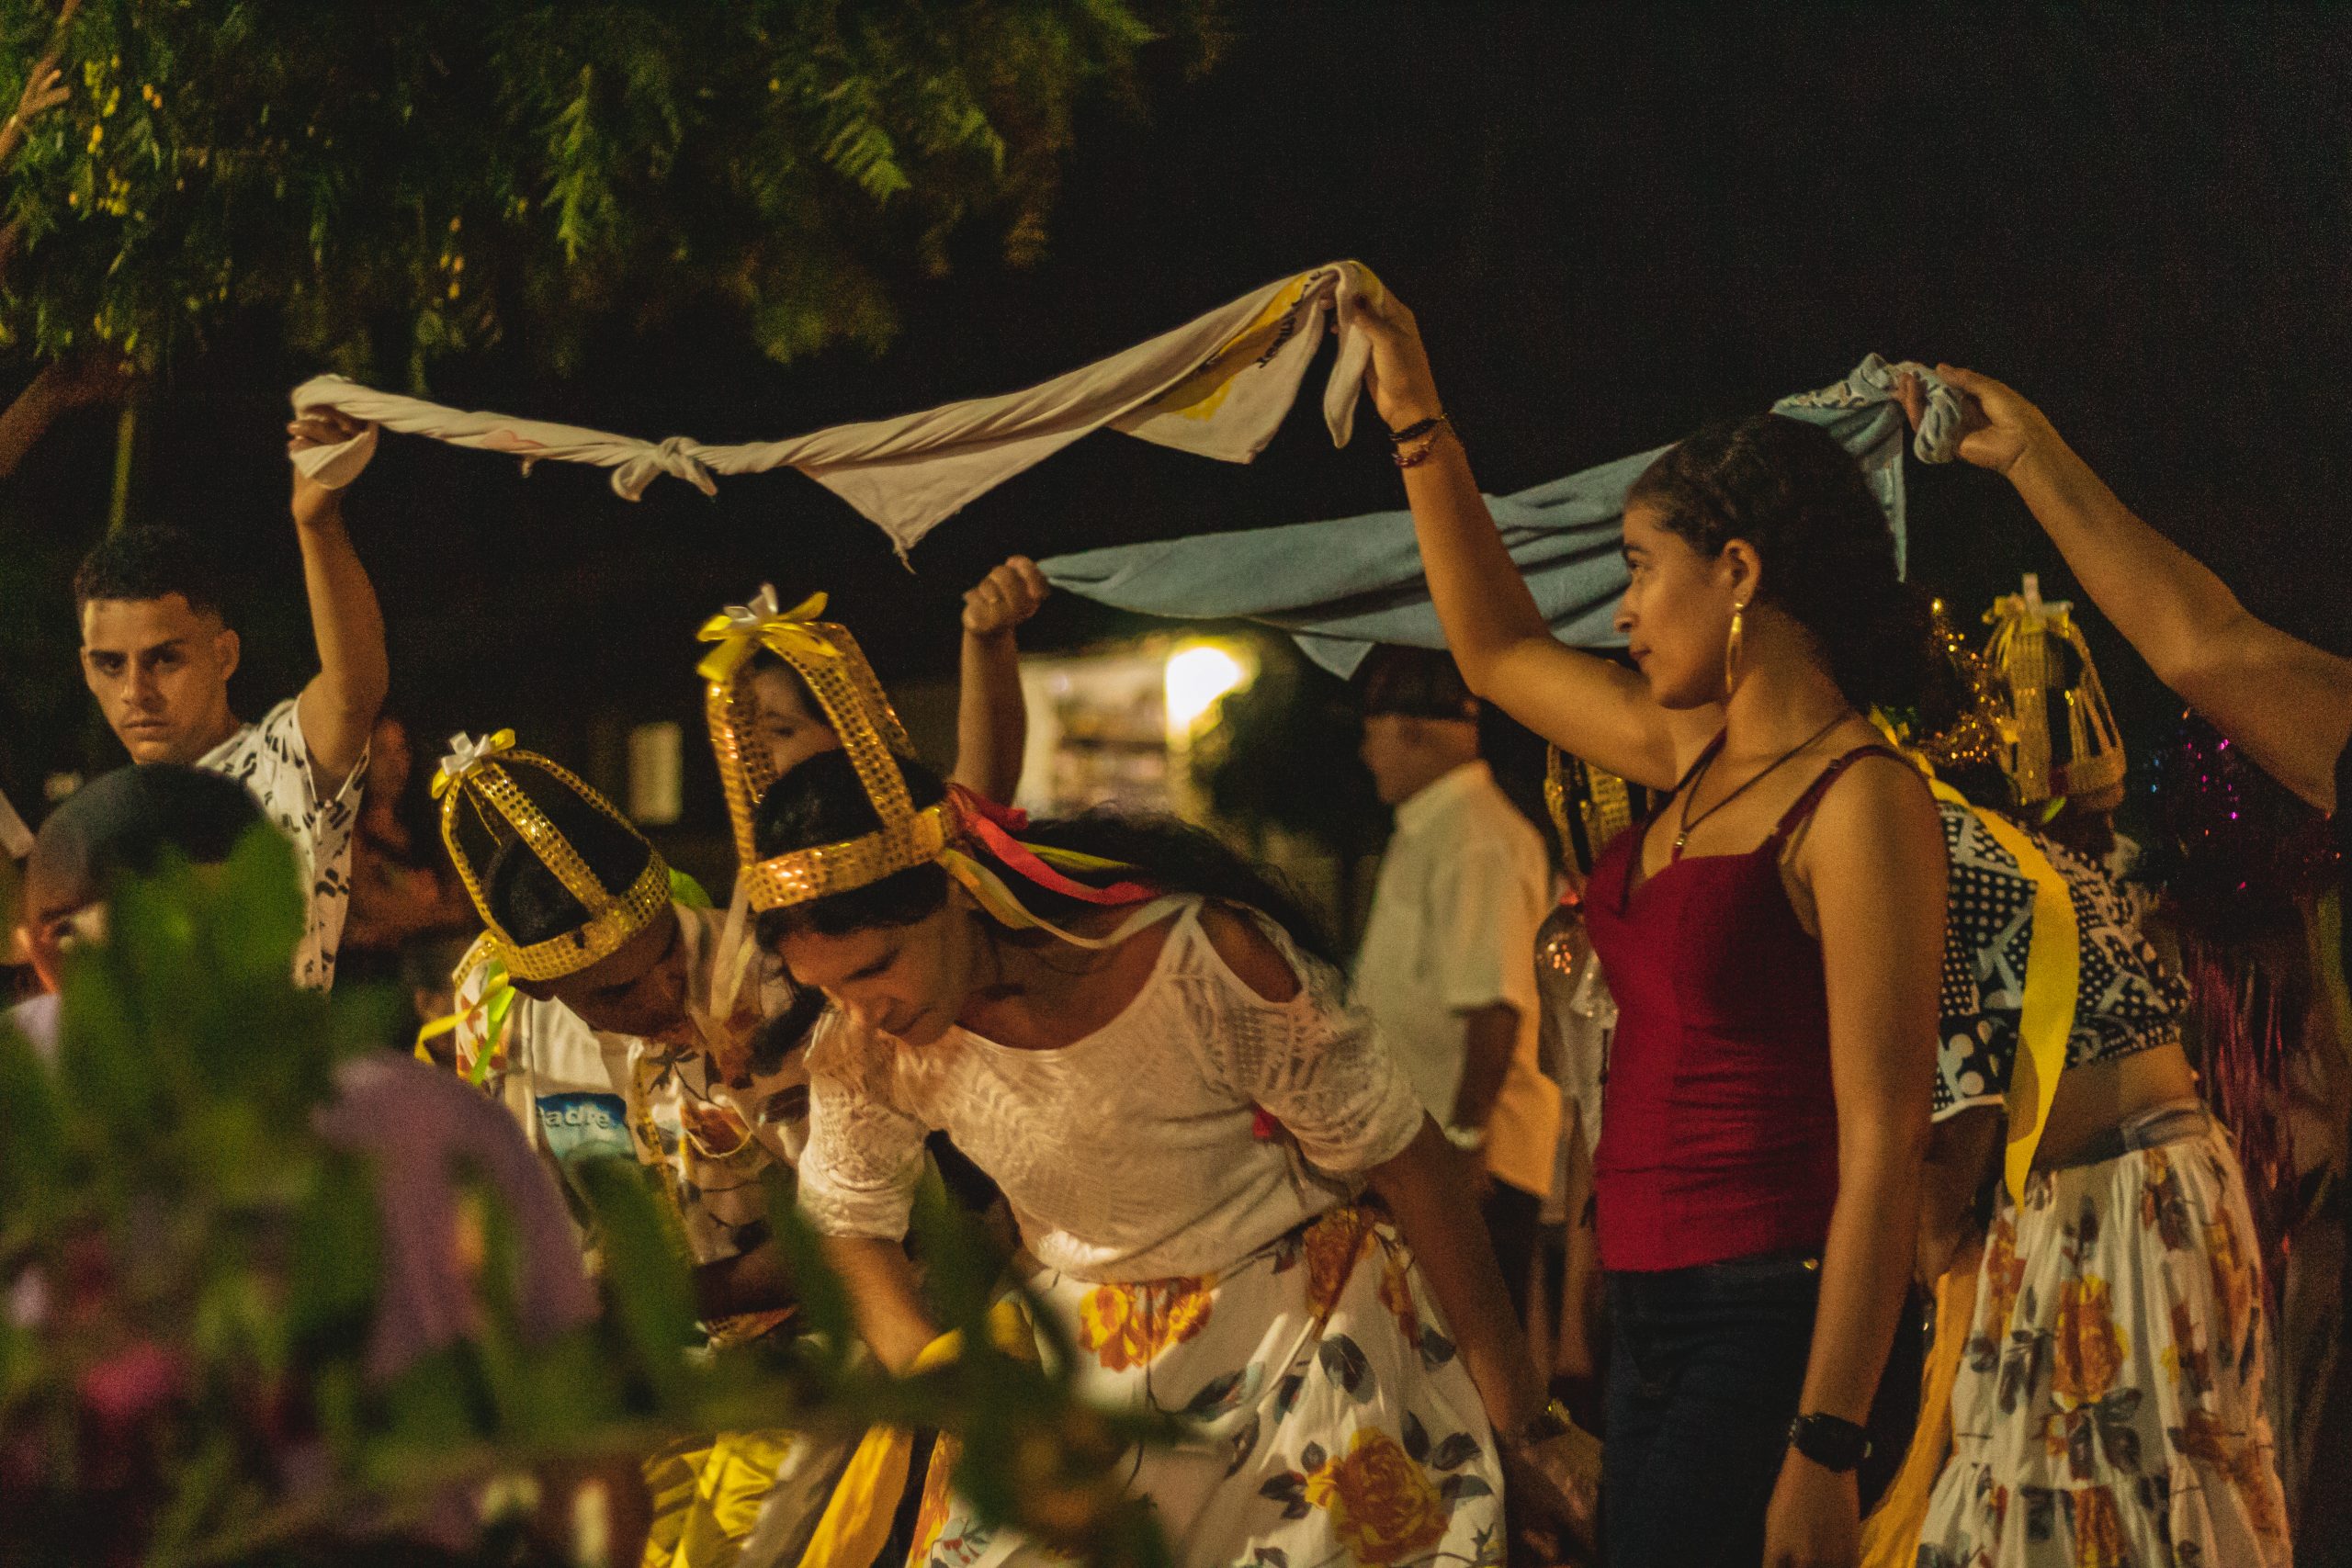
(642, 1430, 805, 1568)
(1119, 273, 1320, 429)
(1857, 1262, 1974, 1567)
(1928, 781, 2080, 1201)
(790, 1300, 1037, 1568)
(291, 263, 1382, 558)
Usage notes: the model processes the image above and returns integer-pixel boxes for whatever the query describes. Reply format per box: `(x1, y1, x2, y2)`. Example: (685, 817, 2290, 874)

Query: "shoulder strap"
(1769, 743, 1908, 844)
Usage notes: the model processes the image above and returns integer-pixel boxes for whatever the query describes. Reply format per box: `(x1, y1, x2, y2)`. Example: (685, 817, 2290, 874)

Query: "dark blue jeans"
(1601, 1252, 1918, 1568)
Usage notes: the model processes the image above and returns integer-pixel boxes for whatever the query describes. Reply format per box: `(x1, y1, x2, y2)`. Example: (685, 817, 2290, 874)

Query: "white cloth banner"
(291, 261, 1380, 556)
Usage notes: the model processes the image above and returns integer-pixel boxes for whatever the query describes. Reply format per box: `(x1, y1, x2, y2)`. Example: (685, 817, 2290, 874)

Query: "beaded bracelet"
(1394, 426, 1452, 468)
(1385, 412, 1449, 446)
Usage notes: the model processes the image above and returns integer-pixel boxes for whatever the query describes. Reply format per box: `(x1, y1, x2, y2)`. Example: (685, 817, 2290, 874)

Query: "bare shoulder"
(1802, 750, 1946, 885)
(1817, 750, 1939, 829)
(1195, 901, 1304, 1004)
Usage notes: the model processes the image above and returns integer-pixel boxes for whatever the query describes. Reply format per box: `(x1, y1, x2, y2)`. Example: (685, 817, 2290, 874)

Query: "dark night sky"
(12, 6, 2352, 852)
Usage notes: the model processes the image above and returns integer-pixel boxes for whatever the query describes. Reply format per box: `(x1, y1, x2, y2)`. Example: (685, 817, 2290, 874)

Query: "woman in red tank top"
(1356, 290, 1947, 1568)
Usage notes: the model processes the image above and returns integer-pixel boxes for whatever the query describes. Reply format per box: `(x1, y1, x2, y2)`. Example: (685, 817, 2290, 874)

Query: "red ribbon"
(945, 785, 1158, 908)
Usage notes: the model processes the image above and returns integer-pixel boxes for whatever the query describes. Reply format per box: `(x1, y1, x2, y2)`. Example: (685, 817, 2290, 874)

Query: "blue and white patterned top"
(1934, 801, 2188, 1122)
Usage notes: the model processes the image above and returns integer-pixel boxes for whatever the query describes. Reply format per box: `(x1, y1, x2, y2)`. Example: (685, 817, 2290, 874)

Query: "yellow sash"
(1855, 1262, 1976, 1565)
(1925, 779, 2083, 1201)
(793, 1298, 1036, 1568)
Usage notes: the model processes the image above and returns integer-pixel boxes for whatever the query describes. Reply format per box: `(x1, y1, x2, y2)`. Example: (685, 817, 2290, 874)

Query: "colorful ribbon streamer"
(946, 786, 1156, 908)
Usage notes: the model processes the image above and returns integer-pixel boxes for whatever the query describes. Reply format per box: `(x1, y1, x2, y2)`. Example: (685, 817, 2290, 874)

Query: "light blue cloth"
(1043, 355, 1959, 676)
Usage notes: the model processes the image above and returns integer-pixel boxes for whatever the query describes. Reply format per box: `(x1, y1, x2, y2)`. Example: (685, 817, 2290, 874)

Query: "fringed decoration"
(2178, 930, 2300, 1312)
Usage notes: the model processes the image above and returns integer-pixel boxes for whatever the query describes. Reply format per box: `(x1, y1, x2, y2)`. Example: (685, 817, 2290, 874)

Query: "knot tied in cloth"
(614, 434, 718, 500)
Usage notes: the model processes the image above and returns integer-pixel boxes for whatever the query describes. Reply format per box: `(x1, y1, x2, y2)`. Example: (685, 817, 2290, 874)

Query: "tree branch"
(0, 349, 130, 480)
(0, 0, 81, 173)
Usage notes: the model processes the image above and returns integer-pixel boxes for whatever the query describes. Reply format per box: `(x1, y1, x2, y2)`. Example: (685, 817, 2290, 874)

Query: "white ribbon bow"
(436, 729, 514, 789)
(714, 583, 784, 631)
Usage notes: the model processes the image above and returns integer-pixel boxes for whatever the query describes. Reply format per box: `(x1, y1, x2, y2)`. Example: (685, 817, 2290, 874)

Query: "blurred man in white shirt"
(1351, 648, 1560, 1319)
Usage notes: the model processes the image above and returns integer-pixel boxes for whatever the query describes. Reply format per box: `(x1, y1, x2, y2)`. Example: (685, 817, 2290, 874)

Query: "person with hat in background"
(1352, 646, 1562, 1327)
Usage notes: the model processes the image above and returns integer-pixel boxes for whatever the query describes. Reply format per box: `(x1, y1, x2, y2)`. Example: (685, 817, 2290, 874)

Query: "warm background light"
(1164, 641, 1251, 739)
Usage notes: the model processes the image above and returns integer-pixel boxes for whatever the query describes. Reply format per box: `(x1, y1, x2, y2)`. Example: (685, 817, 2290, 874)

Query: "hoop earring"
(1724, 601, 1747, 694)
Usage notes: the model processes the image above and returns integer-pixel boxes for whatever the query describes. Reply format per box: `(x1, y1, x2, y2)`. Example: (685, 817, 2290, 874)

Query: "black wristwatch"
(1786, 1412, 1871, 1472)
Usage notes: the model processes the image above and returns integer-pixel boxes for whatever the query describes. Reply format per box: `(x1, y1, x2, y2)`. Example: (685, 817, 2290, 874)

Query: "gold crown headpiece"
(433, 730, 673, 981)
(699, 584, 1157, 935)
(1544, 748, 1648, 879)
(1982, 574, 2125, 810)
(1914, 598, 2011, 775)
(697, 585, 944, 912)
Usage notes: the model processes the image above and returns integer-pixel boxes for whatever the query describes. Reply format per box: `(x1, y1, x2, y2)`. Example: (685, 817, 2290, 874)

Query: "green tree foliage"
(0, 830, 1172, 1565)
(0, 0, 1222, 468)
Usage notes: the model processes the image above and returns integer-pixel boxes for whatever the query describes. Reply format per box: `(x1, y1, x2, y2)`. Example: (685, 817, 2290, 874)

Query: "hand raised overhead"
(287, 407, 376, 529)
(1895, 364, 2056, 479)
(963, 555, 1050, 637)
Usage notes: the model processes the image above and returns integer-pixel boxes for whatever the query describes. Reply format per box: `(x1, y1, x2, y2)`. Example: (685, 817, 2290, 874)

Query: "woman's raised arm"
(1903, 367, 2352, 809)
(1354, 288, 1715, 789)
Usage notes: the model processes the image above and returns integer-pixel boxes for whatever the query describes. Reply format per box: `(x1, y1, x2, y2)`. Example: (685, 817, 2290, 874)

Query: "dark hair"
(1356, 646, 1477, 722)
(1626, 412, 1930, 710)
(74, 525, 232, 622)
(399, 926, 480, 996)
(751, 750, 1340, 969)
(748, 649, 823, 722)
(27, 763, 267, 912)
(482, 786, 655, 948)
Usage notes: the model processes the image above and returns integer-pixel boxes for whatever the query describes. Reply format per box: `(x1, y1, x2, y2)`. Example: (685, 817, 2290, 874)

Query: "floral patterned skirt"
(907, 1205, 1506, 1568)
(1917, 1118, 2290, 1567)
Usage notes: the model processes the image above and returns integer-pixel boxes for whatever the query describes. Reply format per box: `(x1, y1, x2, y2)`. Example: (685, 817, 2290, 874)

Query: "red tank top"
(1582, 739, 1902, 1272)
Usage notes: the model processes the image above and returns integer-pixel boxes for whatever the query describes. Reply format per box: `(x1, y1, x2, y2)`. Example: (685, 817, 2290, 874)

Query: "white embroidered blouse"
(797, 897, 1427, 1283)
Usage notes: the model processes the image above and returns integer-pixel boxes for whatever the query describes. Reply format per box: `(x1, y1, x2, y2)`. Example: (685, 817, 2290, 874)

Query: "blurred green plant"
(0, 0, 1225, 479)
(0, 827, 1170, 1566)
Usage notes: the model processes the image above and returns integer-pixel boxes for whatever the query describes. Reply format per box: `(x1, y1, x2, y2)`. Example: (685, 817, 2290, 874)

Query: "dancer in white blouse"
(743, 729, 1597, 1566)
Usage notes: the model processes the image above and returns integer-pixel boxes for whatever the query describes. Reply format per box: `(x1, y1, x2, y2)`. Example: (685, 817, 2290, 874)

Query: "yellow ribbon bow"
(431, 728, 517, 800)
(695, 584, 841, 683)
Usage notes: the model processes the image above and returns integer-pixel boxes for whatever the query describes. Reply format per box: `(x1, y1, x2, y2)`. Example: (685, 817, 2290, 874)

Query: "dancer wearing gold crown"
(430, 561, 1043, 1568)
(435, 558, 1045, 1320)
(1862, 603, 2290, 1568)
(699, 591, 1599, 1566)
